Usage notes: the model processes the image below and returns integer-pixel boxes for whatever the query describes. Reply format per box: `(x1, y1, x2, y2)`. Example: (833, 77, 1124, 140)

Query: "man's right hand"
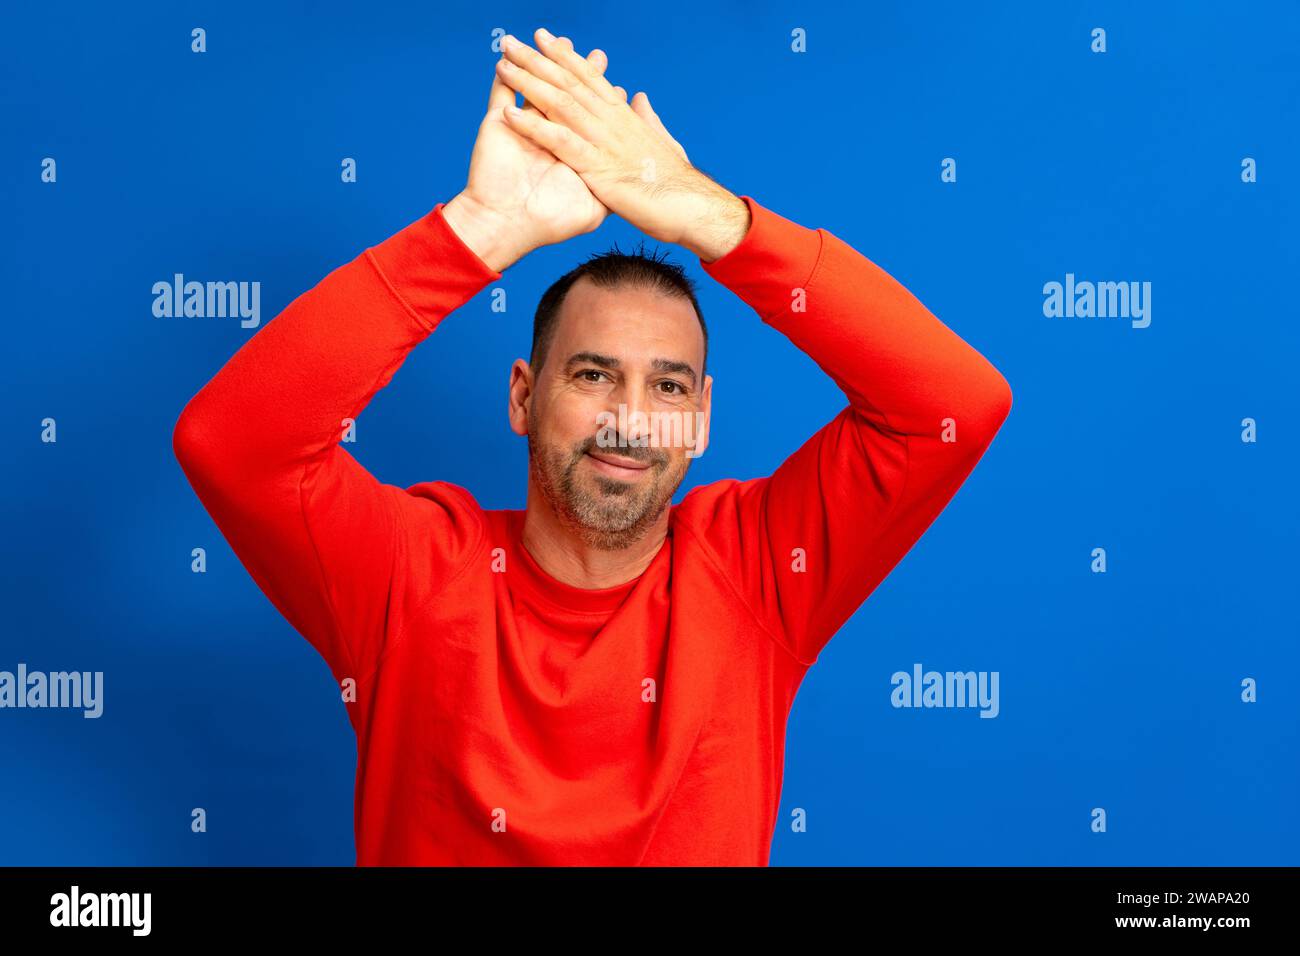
(443, 44, 620, 272)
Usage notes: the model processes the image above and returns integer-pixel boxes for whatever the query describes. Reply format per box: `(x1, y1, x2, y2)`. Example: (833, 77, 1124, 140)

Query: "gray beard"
(526, 429, 682, 552)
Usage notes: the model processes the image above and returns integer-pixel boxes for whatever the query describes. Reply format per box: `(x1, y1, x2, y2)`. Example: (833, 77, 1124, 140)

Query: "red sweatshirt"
(172, 195, 1012, 865)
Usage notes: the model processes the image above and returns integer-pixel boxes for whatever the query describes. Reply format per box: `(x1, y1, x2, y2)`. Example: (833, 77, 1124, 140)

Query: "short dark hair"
(530, 242, 707, 378)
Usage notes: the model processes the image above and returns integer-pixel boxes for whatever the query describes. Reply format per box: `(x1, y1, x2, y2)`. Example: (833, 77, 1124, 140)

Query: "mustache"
(575, 433, 668, 466)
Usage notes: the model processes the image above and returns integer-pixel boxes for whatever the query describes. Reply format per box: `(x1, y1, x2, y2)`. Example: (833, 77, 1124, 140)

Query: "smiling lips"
(585, 449, 653, 480)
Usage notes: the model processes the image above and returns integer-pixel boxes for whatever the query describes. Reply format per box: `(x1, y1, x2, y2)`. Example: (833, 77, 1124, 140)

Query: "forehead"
(549, 278, 704, 373)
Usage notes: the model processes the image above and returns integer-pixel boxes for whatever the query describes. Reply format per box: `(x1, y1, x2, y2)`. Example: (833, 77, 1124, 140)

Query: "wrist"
(678, 179, 750, 263)
(442, 192, 530, 273)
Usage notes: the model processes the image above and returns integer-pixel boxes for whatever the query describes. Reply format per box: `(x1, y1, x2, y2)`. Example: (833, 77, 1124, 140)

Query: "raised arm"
(173, 199, 503, 687)
(684, 197, 1012, 665)
(490, 29, 1012, 665)
(172, 46, 616, 685)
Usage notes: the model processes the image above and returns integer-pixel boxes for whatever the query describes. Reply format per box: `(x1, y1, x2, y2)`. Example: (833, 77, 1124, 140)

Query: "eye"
(577, 369, 610, 383)
(657, 380, 687, 395)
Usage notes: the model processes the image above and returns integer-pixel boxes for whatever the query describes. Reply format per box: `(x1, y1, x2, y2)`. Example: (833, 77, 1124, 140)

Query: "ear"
(688, 373, 713, 459)
(508, 358, 534, 437)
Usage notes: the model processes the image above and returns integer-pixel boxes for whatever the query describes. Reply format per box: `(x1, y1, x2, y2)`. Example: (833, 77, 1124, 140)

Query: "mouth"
(585, 449, 653, 481)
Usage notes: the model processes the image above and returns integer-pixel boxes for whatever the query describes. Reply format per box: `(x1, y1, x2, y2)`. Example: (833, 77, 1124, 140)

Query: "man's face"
(510, 277, 712, 550)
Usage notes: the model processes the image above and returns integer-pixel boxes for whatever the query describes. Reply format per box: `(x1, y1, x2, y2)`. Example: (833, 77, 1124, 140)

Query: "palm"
(465, 108, 606, 246)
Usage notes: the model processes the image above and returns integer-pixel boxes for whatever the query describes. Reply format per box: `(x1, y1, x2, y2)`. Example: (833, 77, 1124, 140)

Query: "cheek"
(647, 407, 706, 461)
(542, 392, 605, 446)
(665, 446, 692, 475)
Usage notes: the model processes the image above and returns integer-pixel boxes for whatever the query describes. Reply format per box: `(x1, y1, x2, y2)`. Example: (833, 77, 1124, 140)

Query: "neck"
(521, 482, 669, 589)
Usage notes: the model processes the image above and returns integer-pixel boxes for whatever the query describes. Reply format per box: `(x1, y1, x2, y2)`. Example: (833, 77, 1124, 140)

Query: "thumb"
(632, 92, 688, 161)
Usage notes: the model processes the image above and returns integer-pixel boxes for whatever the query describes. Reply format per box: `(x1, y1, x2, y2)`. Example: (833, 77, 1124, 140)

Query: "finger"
(587, 48, 627, 103)
(512, 41, 611, 117)
(535, 29, 626, 106)
(500, 33, 605, 119)
(501, 105, 599, 173)
(496, 50, 605, 144)
(485, 51, 537, 114)
(487, 70, 514, 113)
(496, 39, 612, 117)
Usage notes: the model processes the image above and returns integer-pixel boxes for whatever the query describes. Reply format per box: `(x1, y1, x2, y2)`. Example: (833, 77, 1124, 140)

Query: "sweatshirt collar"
(506, 510, 669, 615)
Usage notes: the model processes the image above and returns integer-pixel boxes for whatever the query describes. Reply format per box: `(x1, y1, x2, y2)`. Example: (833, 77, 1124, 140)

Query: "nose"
(618, 384, 652, 448)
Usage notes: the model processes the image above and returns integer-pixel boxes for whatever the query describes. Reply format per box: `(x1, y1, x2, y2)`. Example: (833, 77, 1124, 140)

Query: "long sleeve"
(679, 195, 1013, 667)
(172, 202, 500, 686)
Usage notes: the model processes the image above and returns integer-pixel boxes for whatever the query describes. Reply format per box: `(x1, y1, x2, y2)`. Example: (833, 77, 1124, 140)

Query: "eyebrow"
(650, 358, 698, 387)
(564, 352, 698, 388)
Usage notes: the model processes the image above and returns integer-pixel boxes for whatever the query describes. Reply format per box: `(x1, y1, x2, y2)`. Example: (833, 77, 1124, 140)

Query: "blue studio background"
(2, 1, 1296, 865)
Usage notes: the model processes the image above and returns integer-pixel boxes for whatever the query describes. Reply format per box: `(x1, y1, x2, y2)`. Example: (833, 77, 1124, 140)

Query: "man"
(173, 28, 1013, 865)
